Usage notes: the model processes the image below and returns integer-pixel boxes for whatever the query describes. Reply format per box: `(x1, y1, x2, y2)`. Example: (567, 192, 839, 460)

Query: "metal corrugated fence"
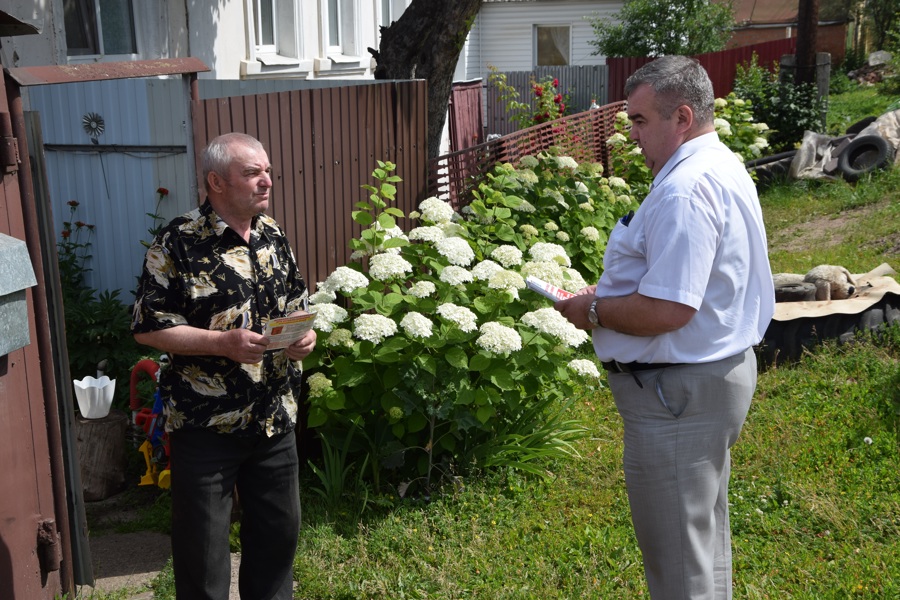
(429, 100, 627, 208)
(193, 80, 428, 290)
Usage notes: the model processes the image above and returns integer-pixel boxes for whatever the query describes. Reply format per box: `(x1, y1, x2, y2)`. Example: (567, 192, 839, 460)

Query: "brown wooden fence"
(607, 37, 798, 102)
(192, 80, 428, 290)
(428, 100, 627, 209)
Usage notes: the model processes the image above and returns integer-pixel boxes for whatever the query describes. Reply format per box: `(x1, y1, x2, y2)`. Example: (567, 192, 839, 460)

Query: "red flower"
(554, 94, 562, 104)
(68, 200, 79, 207)
(559, 103, 565, 113)
(61, 230, 71, 239)
(553, 78, 559, 88)
(74, 221, 86, 228)
(534, 85, 544, 97)
(87, 224, 95, 231)
(157, 187, 169, 196)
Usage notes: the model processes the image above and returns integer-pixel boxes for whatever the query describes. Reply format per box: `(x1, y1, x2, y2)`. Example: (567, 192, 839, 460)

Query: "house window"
(325, 0, 359, 57)
(381, 0, 404, 28)
(536, 25, 570, 66)
(64, 0, 137, 56)
(253, 0, 276, 52)
(246, 0, 301, 67)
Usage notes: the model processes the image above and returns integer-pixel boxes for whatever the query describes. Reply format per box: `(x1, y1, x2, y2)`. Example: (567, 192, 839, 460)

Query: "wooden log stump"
(75, 409, 128, 501)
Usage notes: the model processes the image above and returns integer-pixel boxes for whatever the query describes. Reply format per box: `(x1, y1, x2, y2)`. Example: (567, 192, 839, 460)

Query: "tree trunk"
(75, 409, 128, 501)
(370, 0, 482, 159)
(795, 0, 819, 85)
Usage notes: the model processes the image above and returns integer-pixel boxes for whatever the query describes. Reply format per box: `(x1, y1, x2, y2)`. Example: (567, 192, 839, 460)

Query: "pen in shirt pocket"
(621, 210, 634, 227)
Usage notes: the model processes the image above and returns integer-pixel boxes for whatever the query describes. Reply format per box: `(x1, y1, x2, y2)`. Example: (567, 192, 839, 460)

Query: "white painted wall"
(464, 0, 622, 81)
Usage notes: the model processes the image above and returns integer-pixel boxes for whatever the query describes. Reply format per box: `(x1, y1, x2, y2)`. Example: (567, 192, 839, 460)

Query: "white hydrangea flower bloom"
(472, 259, 504, 281)
(408, 280, 437, 298)
(476, 322, 522, 354)
(555, 231, 570, 242)
(521, 260, 567, 289)
(733, 98, 745, 106)
(409, 226, 446, 243)
(563, 268, 588, 291)
(579, 202, 595, 212)
(606, 132, 628, 145)
(325, 328, 354, 348)
(520, 224, 539, 237)
(349, 249, 369, 260)
(575, 181, 589, 193)
(617, 194, 632, 204)
(435, 237, 475, 266)
(323, 266, 369, 294)
(753, 122, 770, 132)
(487, 270, 525, 295)
(569, 359, 601, 378)
(418, 196, 456, 224)
(353, 313, 398, 343)
(734, 152, 745, 163)
(714, 97, 728, 109)
(309, 288, 337, 305)
(581, 226, 600, 242)
(753, 137, 769, 149)
(529, 242, 571, 267)
(400, 312, 434, 339)
(310, 303, 349, 333)
(557, 156, 578, 169)
(490, 245, 523, 268)
(307, 372, 334, 398)
(608, 176, 629, 191)
(439, 265, 473, 285)
(544, 221, 559, 231)
(615, 110, 629, 124)
(513, 199, 537, 212)
(436, 303, 478, 332)
(368, 253, 413, 281)
(714, 118, 732, 136)
(519, 156, 539, 169)
(629, 147, 644, 156)
(522, 307, 590, 347)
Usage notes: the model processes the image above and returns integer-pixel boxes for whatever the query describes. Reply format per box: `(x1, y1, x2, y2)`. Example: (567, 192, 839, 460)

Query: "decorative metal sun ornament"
(82, 112, 105, 143)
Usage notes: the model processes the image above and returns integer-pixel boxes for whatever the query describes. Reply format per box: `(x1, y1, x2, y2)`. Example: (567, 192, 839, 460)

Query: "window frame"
(64, 0, 140, 61)
(534, 24, 571, 67)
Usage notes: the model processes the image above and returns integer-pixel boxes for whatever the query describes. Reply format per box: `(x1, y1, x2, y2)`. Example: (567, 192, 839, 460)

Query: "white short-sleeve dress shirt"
(593, 132, 775, 364)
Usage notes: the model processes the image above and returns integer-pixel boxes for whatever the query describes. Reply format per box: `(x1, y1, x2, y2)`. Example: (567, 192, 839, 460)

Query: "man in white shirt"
(556, 56, 775, 599)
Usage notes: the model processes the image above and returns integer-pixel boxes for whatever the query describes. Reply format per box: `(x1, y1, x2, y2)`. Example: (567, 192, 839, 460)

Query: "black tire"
(836, 134, 895, 182)
(774, 282, 816, 302)
(744, 150, 797, 169)
(845, 116, 876, 136)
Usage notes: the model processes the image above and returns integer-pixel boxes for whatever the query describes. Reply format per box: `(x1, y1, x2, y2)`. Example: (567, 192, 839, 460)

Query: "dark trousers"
(169, 428, 301, 600)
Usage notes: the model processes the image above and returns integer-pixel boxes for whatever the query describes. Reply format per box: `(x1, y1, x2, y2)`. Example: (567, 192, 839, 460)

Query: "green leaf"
(384, 207, 406, 218)
(469, 354, 491, 372)
(444, 347, 468, 369)
(306, 407, 327, 428)
(476, 405, 496, 424)
(488, 369, 516, 391)
(494, 224, 517, 241)
(352, 211, 374, 226)
(417, 354, 438, 376)
(377, 213, 397, 230)
(380, 183, 397, 198)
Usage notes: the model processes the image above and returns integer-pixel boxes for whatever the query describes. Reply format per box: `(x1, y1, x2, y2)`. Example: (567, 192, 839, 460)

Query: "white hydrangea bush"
(302, 161, 603, 488)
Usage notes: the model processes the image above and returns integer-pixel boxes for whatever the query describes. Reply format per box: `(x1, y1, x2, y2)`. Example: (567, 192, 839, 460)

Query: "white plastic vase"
(73, 375, 116, 419)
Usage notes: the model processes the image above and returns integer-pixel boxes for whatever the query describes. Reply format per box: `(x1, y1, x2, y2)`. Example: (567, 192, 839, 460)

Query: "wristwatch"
(587, 298, 601, 328)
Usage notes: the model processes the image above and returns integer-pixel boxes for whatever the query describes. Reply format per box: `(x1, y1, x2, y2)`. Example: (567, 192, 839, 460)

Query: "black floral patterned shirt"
(132, 201, 307, 437)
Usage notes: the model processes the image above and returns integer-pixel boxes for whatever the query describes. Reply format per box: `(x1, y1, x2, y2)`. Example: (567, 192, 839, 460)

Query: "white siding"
(465, 0, 622, 81)
(27, 79, 193, 297)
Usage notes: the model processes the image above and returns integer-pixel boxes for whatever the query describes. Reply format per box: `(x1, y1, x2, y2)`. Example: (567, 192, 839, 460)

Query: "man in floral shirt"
(132, 132, 316, 599)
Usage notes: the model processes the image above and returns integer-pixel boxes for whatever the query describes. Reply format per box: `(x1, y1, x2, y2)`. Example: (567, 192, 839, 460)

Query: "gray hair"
(201, 133, 265, 191)
(624, 56, 715, 126)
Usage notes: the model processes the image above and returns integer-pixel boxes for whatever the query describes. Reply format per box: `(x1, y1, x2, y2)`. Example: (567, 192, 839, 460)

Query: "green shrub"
(734, 54, 827, 152)
(303, 161, 610, 496)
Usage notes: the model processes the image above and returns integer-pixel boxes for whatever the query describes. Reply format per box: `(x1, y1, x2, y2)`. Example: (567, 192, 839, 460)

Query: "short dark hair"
(624, 56, 714, 126)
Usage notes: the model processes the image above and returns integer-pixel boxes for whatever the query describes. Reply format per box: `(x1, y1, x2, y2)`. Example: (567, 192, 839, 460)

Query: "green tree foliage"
(863, 0, 900, 50)
(588, 0, 735, 57)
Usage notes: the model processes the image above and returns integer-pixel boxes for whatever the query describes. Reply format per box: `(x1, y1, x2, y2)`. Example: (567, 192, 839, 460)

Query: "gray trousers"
(609, 348, 756, 600)
(170, 428, 301, 600)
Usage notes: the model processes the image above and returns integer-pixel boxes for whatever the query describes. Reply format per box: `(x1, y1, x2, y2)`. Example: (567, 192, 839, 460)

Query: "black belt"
(601, 361, 684, 374)
(602, 360, 685, 389)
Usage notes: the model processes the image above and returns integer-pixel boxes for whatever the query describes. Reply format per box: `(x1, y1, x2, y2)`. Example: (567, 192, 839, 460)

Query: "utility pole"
(795, 0, 819, 85)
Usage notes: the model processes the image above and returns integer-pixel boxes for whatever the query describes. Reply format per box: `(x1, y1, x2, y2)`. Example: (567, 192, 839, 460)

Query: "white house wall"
(465, 0, 622, 81)
(27, 78, 193, 298)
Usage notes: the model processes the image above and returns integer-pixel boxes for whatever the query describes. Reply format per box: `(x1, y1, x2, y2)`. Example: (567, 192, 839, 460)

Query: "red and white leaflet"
(263, 313, 316, 350)
(525, 276, 576, 302)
